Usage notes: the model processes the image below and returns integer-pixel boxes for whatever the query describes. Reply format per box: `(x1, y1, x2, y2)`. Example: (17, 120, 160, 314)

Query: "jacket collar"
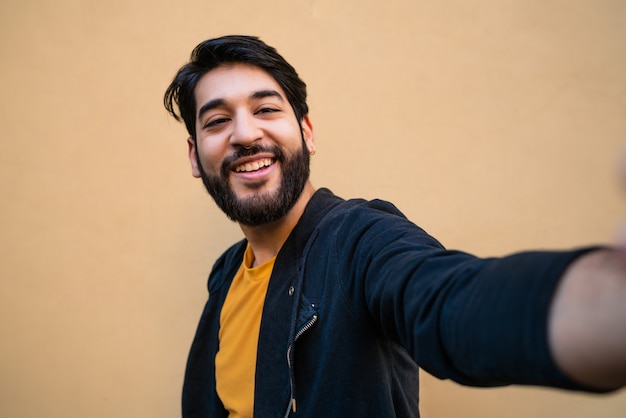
(254, 188, 343, 416)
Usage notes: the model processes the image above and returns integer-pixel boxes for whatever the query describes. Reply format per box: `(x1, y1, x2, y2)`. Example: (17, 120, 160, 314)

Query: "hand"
(549, 249, 626, 390)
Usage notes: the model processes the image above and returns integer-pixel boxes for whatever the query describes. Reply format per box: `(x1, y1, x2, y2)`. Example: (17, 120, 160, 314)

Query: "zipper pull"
(291, 398, 297, 413)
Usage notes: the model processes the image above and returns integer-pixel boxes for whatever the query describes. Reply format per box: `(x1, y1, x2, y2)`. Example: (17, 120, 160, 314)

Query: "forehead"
(194, 63, 285, 106)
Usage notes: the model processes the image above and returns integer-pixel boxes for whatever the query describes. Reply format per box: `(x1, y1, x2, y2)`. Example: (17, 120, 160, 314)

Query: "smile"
(234, 158, 275, 173)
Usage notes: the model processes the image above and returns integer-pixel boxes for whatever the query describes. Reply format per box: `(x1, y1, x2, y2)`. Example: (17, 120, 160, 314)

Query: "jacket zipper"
(284, 313, 318, 417)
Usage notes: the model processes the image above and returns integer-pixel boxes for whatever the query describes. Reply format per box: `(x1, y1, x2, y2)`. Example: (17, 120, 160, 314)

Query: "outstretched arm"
(548, 248, 626, 390)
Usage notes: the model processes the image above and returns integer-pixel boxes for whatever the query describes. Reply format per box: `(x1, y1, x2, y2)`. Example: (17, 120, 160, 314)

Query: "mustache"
(220, 144, 285, 176)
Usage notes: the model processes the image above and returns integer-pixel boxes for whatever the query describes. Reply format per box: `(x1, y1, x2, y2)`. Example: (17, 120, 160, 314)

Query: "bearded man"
(164, 35, 626, 418)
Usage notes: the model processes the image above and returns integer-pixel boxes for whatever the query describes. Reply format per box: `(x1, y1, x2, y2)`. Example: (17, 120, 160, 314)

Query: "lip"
(230, 153, 277, 180)
(233, 157, 275, 173)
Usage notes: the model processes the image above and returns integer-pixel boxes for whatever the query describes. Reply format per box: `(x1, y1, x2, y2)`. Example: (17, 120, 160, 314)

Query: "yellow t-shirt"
(215, 245, 275, 418)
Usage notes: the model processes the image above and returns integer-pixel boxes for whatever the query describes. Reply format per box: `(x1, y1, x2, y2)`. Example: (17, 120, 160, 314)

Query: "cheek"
(273, 121, 304, 146)
(197, 141, 226, 173)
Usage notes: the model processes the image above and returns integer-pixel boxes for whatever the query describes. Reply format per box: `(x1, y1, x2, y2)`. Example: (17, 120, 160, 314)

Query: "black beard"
(197, 142, 310, 226)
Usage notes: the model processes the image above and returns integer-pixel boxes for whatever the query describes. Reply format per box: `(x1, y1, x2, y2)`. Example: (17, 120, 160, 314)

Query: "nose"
(229, 111, 262, 148)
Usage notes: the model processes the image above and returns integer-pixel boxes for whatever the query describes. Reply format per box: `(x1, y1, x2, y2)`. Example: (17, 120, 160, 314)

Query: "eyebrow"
(251, 89, 284, 102)
(197, 98, 226, 120)
(197, 89, 285, 120)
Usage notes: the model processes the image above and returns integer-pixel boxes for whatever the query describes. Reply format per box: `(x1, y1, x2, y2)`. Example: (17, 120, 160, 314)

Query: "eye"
(204, 117, 230, 129)
(256, 107, 279, 115)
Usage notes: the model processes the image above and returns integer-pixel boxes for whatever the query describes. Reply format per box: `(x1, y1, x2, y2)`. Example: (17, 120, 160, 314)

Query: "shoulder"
(309, 189, 408, 228)
(323, 196, 435, 244)
(304, 194, 446, 273)
(206, 239, 247, 293)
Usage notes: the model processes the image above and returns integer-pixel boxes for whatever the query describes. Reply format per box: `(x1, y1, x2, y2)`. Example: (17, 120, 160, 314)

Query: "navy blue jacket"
(182, 188, 591, 417)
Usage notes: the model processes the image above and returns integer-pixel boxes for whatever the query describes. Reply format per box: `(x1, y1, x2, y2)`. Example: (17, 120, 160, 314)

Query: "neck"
(239, 182, 316, 267)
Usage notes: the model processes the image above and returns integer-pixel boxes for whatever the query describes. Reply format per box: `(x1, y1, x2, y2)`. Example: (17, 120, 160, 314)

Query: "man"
(164, 35, 626, 417)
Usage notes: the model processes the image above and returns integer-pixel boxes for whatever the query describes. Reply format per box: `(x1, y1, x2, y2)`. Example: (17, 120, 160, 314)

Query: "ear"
(187, 137, 202, 178)
(301, 115, 316, 155)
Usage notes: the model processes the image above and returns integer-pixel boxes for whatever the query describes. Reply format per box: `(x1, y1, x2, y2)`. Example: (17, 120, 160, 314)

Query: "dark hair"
(163, 35, 309, 140)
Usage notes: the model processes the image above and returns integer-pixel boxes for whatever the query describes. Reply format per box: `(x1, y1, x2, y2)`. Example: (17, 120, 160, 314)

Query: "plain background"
(1, 0, 625, 417)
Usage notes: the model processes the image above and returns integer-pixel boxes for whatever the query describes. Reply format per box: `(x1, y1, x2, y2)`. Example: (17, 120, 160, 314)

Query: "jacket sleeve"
(334, 199, 597, 390)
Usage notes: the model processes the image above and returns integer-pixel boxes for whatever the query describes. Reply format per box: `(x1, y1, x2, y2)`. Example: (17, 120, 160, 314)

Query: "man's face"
(188, 63, 315, 226)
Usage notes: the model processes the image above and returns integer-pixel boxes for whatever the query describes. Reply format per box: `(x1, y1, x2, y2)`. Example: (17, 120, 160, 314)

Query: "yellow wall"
(1, 0, 625, 417)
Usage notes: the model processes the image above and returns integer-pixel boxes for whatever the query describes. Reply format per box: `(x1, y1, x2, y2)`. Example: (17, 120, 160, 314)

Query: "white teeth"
(235, 158, 273, 173)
